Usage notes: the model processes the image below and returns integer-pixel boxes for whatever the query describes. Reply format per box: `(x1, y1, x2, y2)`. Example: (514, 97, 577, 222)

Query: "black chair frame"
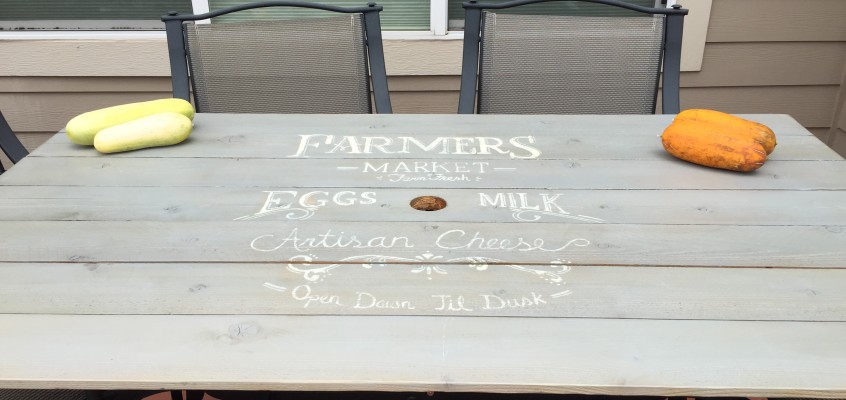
(162, 1, 392, 114)
(86, 390, 183, 400)
(0, 110, 28, 174)
(458, 0, 688, 114)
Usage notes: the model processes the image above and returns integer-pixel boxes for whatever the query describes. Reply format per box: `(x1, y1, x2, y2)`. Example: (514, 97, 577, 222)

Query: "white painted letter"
(479, 193, 507, 207)
(509, 136, 542, 159)
(289, 134, 332, 157)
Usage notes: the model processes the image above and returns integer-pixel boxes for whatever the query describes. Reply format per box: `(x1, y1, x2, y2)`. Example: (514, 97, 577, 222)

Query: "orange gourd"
(661, 119, 768, 172)
(674, 109, 777, 154)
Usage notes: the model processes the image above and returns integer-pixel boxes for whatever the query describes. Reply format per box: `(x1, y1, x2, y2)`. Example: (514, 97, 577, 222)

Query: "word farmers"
(251, 228, 414, 252)
(288, 135, 541, 159)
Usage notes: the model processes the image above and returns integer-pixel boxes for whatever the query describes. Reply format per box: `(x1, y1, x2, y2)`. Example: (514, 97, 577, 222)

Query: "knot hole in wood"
(410, 196, 447, 211)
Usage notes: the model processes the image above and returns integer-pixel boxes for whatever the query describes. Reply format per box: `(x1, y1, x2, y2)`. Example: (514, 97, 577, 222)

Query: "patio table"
(1, 113, 845, 397)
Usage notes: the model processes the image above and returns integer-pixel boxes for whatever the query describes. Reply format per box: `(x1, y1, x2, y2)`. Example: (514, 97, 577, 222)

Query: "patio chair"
(0, 110, 28, 174)
(88, 390, 183, 400)
(0, 389, 89, 400)
(0, 390, 184, 400)
(457, 0, 688, 114)
(161, 0, 392, 114)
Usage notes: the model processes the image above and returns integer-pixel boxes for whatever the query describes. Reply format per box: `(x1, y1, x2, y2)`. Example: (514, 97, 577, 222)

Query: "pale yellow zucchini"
(66, 98, 194, 146)
(94, 112, 193, 154)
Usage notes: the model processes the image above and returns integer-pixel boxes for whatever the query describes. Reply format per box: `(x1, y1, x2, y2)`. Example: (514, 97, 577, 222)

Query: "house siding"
(827, 62, 846, 156)
(1, 0, 846, 164)
(690, 0, 846, 152)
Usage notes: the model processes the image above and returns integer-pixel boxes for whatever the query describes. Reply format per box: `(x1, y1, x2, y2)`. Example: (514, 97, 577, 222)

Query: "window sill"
(0, 30, 463, 41)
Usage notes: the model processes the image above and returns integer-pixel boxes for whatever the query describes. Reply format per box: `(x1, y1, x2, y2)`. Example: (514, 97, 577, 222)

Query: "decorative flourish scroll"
(235, 206, 316, 221)
(287, 254, 415, 282)
(511, 208, 605, 223)
(286, 246, 586, 284)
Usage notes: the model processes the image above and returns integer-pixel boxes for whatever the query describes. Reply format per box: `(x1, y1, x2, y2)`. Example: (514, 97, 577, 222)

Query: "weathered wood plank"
(0, 221, 843, 267)
(21, 113, 820, 159)
(30, 130, 839, 161)
(2, 262, 844, 321)
(2, 314, 845, 397)
(44, 113, 816, 142)
(1, 186, 845, 226)
(4, 157, 844, 190)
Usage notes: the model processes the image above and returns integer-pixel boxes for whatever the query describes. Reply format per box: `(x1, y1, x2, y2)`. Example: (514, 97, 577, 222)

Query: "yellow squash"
(94, 112, 193, 154)
(66, 98, 194, 146)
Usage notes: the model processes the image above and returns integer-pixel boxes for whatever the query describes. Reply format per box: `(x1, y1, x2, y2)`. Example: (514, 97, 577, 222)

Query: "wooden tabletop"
(1, 114, 845, 397)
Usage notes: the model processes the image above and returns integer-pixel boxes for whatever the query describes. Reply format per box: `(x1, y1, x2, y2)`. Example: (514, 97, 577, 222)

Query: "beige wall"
(827, 62, 846, 156)
(2, 0, 846, 166)
(687, 0, 846, 152)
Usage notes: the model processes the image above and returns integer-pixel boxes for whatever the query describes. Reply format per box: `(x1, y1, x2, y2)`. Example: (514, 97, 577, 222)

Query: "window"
(209, 0, 429, 31)
(0, 0, 673, 33)
(447, 0, 665, 30)
(0, 1, 192, 30)
(209, 0, 669, 32)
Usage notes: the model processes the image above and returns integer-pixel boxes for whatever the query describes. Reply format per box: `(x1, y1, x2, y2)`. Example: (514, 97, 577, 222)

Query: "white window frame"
(0, 0, 676, 39)
(436, 0, 673, 37)
(191, 0, 212, 24)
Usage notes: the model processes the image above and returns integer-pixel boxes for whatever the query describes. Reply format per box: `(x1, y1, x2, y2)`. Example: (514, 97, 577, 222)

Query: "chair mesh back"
(0, 389, 88, 400)
(184, 15, 371, 114)
(477, 12, 665, 114)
